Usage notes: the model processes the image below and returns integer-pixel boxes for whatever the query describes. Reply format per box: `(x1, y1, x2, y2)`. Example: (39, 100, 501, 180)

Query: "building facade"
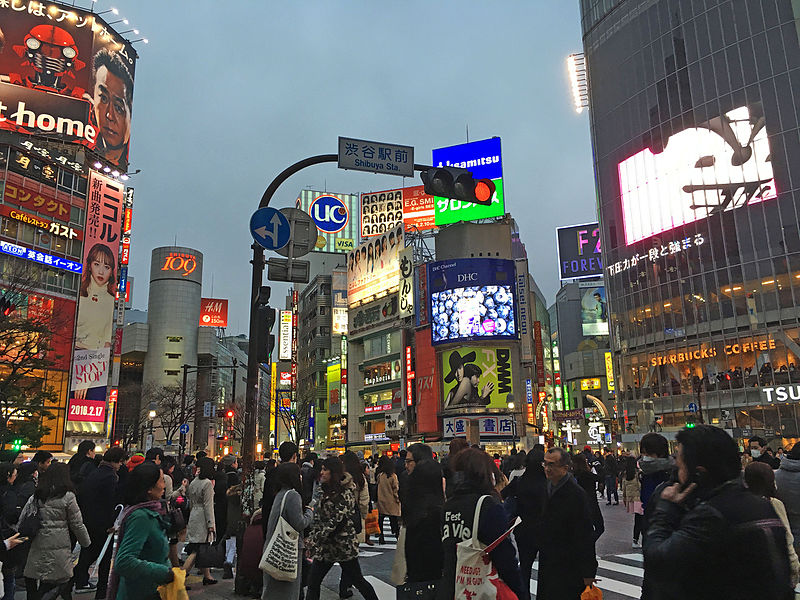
(583, 0, 800, 444)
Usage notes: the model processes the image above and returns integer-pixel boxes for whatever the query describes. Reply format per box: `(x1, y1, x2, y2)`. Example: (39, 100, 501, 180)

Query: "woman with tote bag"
(261, 463, 313, 600)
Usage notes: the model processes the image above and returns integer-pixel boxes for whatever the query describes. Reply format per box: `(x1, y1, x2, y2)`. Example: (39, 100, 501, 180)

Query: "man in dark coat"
(644, 426, 794, 600)
(535, 448, 598, 599)
(68, 440, 96, 486)
(749, 435, 780, 469)
(604, 450, 619, 504)
(74, 447, 125, 597)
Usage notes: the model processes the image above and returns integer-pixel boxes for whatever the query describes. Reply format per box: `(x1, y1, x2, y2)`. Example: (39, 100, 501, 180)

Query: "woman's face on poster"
(91, 255, 113, 286)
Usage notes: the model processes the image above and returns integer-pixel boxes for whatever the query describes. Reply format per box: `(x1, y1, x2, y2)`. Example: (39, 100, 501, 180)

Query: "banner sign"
(279, 310, 292, 360)
(67, 398, 106, 423)
(347, 224, 403, 307)
(398, 247, 414, 318)
(443, 415, 516, 438)
(199, 298, 228, 327)
(556, 222, 602, 280)
(361, 188, 402, 238)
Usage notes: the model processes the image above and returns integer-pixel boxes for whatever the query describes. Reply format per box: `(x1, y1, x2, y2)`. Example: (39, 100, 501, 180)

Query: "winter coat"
(113, 507, 172, 600)
(186, 477, 215, 543)
(403, 459, 444, 583)
(776, 456, 800, 545)
(573, 471, 604, 537)
(770, 497, 800, 587)
(621, 476, 641, 506)
(502, 465, 548, 554)
(263, 488, 314, 600)
(77, 462, 120, 533)
(438, 487, 522, 600)
(225, 480, 243, 539)
(253, 470, 265, 509)
(535, 476, 598, 600)
(307, 473, 359, 563)
(644, 480, 793, 600)
(377, 472, 401, 516)
(639, 457, 673, 515)
(604, 455, 619, 479)
(354, 478, 370, 544)
(23, 491, 91, 581)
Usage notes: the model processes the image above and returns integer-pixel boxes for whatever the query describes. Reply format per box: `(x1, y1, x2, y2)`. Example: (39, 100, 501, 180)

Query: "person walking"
(745, 462, 800, 587)
(604, 449, 619, 505)
(338, 451, 370, 599)
(439, 448, 522, 600)
(749, 436, 780, 469)
(305, 457, 378, 600)
(776, 442, 800, 553)
(182, 457, 217, 586)
(68, 441, 96, 486)
(0, 463, 23, 600)
(643, 425, 794, 599)
(261, 463, 314, 600)
(74, 447, 125, 597)
(375, 455, 400, 544)
(403, 443, 444, 585)
(536, 448, 598, 600)
(106, 462, 175, 600)
(442, 438, 469, 500)
(23, 462, 91, 600)
(621, 455, 643, 548)
(501, 447, 546, 600)
(572, 453, 604, 543)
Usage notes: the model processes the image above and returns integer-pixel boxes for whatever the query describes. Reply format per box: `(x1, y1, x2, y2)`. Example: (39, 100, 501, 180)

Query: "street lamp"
(507, 396, 517, 452)
(146, 402, 156, 451)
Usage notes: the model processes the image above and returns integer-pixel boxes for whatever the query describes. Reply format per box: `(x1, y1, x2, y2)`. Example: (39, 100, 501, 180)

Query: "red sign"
(0, 203, 83, 240)
(199, 298, 228, 327)
(402, 186, 436, 232)
(534, 321, 545, 387)
(161, 252, 198, 278)
(341, 368, 347, 385)
(109, 389, 118, 403)
(414, 329, 440, 434)
(67, 398, 106, 423)
(405, 345, 415, 406)
(2, 178, 71, 222)
(120, 236, 130, 265)
(364, 403, 393, 414)
(122, 207, 133, 235)
(279, 371, 292, 385)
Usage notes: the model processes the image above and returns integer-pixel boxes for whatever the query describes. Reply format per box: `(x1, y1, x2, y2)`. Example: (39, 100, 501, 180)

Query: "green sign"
(441, 346, 514, 410)
(434, 177, 504, 225)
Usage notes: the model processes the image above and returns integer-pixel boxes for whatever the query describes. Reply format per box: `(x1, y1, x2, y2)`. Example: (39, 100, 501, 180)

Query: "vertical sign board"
(270, 362, 277, 445)
(534, 322, 545, 389)
(414, 329, 439, 433)
(405, 344, 415, 407)
(525, 379, 534, 424)
(415, 263, 429, 327)
(279, 310, 292, 360)
(516, 259, 532, 362)
(398, 246, 414, 318)
(68, 171, 124, 430)
(327, 362, 341, 416)
(340, 336, 348, 416)
(291, 291, 298, 408)
(605, 351, 615, 392)
(332, 269, 348, 335)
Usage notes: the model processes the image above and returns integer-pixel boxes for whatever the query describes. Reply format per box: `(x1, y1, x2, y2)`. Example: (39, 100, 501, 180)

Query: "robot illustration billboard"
(0, 3, 137, 170)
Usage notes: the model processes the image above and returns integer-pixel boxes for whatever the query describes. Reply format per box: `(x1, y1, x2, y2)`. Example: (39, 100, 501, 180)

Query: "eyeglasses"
(405, 459, 415, 464)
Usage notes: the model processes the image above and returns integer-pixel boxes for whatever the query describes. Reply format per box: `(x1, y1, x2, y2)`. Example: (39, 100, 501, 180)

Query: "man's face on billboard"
(94, 65, 131, 150)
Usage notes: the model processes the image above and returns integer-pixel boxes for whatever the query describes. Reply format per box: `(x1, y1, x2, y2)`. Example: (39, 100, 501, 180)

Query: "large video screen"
(428, 258, 518, 345)
(580, 285, 609, 337)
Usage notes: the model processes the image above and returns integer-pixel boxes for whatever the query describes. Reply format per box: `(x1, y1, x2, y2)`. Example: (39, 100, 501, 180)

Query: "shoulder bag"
(17, 497, 42, 539)
(259, 491, 300, 581)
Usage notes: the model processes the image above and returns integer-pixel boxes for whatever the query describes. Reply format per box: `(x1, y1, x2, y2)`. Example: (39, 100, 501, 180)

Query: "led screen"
(619, 105, 776, 245)
(580, 286, 608, 337)
(428, 258, 517, 345)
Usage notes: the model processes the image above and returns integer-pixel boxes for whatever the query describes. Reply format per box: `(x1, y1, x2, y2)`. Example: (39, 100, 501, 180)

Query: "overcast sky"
(112, 1, 596, 334)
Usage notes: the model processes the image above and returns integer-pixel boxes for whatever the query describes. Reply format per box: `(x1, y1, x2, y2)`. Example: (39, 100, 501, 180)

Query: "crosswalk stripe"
(528, 555, 643, 599)
(365, 575, 396, 597)
(597, 559, 644, 578)
(358, 551, 382, 558)
(593, 576, 642, 598)
(616, 553, 644, 563)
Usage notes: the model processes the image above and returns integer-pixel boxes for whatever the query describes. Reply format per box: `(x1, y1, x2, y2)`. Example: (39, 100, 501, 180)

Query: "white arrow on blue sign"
(179, 423, 190, 434)
(688, 402, 698, 413)
(250, 207, 291, 250)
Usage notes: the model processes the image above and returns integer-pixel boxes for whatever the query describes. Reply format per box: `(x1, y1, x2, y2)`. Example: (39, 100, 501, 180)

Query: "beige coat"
(355, 480, 370, 543)
(771, 497, 800, 586)
(377, 472, 401, 516)
(186, 477, 215, 543)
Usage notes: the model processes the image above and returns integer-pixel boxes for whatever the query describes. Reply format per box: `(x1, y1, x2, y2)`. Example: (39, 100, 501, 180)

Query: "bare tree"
(142, 382, 197, 445)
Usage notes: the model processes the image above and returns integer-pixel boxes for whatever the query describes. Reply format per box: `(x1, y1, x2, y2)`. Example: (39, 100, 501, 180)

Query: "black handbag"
(195, 540, 226, 568)
(397, 581, 437, 600)
(17, 499, 42, 539)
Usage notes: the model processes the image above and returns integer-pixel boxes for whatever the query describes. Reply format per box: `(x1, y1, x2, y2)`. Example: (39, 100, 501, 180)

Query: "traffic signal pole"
(244, 155, 433, 474)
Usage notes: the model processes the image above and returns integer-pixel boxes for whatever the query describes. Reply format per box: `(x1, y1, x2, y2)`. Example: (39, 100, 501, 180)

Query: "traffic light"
(686, 415, 697, 429)
(0, 296, 15, 318)
(226, 409, 234, 419)
(255, 286, 276, 364)
(420, 166, 496, 206)
(11, 439, 22, 451)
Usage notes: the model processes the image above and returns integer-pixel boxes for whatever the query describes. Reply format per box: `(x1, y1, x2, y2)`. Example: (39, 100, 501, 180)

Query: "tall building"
(583, 0, 800, 444)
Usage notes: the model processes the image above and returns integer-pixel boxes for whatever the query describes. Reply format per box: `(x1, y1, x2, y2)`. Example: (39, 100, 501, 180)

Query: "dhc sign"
(762, 385, 800, 403)
(309, 195, 349, 234)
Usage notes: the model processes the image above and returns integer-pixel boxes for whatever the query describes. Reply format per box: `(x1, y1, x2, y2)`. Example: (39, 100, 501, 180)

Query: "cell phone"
(16, 536, 28, 542)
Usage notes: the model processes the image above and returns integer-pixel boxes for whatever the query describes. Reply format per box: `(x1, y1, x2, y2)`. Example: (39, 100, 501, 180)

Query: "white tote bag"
(259, 491, 300, 581)
(454, 495, 521, 600)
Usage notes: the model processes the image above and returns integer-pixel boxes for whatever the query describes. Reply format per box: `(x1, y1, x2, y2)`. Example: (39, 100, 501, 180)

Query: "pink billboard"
(618, 106, 776, 245)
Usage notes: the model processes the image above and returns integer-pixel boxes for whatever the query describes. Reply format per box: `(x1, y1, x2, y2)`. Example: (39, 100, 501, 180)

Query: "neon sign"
(161, 252, 197, 277)
(0, 240, 81, 272)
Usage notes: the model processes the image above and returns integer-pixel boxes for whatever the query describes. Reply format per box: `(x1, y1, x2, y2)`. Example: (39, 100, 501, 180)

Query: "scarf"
(105, 500, 168, 600)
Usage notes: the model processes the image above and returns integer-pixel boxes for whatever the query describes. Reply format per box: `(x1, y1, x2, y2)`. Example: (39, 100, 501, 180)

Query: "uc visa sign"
(309, 195, 349, 234)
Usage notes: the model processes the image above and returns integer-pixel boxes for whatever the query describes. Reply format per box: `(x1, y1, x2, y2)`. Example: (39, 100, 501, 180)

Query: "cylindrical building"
(583, 1, 800, 443)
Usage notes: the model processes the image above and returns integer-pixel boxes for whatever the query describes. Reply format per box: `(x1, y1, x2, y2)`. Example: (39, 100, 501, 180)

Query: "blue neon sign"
(0, 240, 82, 273)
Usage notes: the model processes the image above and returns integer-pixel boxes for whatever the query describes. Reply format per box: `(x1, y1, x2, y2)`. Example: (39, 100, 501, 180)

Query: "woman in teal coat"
(107, 462, 175, 600)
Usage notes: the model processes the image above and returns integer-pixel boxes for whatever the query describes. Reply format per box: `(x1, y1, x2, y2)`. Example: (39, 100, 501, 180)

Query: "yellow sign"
(315, 235, 326, 249)
(270, 363, 277, 439)
(581, 378, 601, 390)
(605, 352, 615, 392)
(335, 238, 354, 252)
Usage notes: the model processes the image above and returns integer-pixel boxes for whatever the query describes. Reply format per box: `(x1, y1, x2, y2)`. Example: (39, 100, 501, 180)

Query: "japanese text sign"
(338, 136, 414, 177)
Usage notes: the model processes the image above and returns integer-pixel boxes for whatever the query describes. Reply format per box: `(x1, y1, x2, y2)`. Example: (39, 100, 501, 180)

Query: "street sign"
(338, 136, 414, 177)
(274, 208, 314, 258)
(688, 402, 698, 413)
(250, 207, 291, 250)
(179, 423, 190, 434)
(268, 257, 310, 283)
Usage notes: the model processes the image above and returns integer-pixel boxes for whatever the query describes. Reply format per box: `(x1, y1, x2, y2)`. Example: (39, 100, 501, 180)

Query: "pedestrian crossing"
(359, 519, 397, 556)
(530, 552, 643, 599)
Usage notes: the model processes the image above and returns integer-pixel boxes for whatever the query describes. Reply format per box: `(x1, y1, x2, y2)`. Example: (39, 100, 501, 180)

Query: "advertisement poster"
(556, 223, 602, 280)
(441, 347, 514, 410)
(398, 247, 414, 318)
(0, 3, 137, 169)
(278, 310, 292, 360)
(361, 188, 402, 238)
(346, 224, 403, 307)
(199, 298, 228, 327)
(432, 137, 505, 226)
(402, 186, 436, 232)
(428, 258, 517, 345)
(414, 329, 439, 433)
(581, 286, 609, 336)
(295, 190, 358, 253)
(68, 172, 122, 423)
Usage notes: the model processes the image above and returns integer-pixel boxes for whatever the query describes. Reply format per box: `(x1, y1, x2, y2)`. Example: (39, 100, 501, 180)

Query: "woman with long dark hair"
(403, 443, 444, 584)
(573, 452, 605, 543)
(375, 455, 400, 544)
(262, 463, 314, 600)
(107, 462, 174, 600)
(441, 448, 522, 600)
(305, 457, 378, 600)
(23, 462, 91, 599)
(183, 457, 217, 585)
(621, 455, 643, 548)
(339, 451, 371, 598)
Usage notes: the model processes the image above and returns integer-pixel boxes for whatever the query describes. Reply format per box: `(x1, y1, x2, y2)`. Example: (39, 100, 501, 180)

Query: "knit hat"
(127, 454, 145, 468)
(222, 454, 237, 467)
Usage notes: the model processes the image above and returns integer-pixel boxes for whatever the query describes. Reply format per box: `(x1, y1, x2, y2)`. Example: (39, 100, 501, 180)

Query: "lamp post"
(146, 402, 156, 451)
(398, 415, 406, 451)
(507, 396, 517, 452)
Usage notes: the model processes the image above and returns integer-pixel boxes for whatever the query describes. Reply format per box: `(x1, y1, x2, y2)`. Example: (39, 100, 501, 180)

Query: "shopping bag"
(581, 584, 603, 600)
(365, 509, 380, 535)
(259, 492, 300, 581)
(158, 567, 189, 600)
(390, 525, 407, 585)
(454, 495, 521, 600)
(195, 539, 226, 569)
(396, 580, 437, 599)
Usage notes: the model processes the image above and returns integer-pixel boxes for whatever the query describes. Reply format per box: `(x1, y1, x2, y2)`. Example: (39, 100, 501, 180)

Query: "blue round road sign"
(688, 402, 698, 413)
(179, 424, 190, 434)
(250, 207, 291, 250)
(308, 195, 349, 234)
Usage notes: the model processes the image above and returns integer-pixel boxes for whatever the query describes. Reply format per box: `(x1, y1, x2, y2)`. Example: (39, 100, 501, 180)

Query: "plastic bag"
(158, 567, 189, 600)
(365, 509, 380, 535)
(581, 584, 603, 600)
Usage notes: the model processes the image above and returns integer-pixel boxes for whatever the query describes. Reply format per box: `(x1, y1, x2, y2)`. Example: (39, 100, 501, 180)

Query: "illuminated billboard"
(346, 224, 403, 307)
(619, 105, 776, 245)
(361, 186, 437, 237)
(432, 137, 505, 225)
(402, 186, 436, 232)
(296, 190, 358, 253)
(556, 222, 602, 280)
(428, 258, 517, 345)
(0, 3, 138, 170)
(441, 347, 514, 411)
(278, 310, 292, 360)
(580, 285, 608, 336)
(199, 298, 228, 327)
